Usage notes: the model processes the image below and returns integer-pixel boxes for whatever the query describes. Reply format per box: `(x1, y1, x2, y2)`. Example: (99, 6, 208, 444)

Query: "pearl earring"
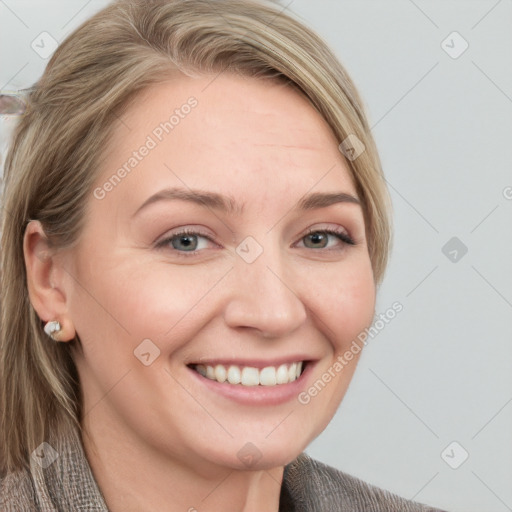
(44, 320, 61, 340)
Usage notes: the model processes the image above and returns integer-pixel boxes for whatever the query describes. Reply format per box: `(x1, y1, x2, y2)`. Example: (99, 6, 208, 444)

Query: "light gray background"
(1, 1, 511, 511)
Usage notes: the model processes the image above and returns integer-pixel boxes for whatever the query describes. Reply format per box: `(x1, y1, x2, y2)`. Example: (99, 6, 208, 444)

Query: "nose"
(223, 245, 308, 339)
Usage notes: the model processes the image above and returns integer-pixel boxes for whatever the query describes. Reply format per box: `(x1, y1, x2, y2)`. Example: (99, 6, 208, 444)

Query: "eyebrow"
(132, 187, 361, 218)
(297, 191, 361, 210)
(132, 188, 243, 217)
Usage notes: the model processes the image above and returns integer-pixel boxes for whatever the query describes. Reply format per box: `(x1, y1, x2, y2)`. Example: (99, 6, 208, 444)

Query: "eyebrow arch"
(296, 191, 361, 210)
(132, 187, 361, 218)
(132, 187, 243, 218)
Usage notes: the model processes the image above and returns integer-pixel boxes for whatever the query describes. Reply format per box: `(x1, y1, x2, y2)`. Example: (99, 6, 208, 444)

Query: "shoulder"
(1, 427, 109, 511)
(281, 452, 447, 512)
(0, 468, 38, 511)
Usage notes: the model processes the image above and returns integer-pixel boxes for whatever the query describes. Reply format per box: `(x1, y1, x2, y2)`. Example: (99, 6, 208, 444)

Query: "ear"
(23, 220, 76, 342)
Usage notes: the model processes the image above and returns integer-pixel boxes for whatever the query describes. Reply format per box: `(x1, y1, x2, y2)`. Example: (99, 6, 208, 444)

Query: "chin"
(224, 429, 317, 471)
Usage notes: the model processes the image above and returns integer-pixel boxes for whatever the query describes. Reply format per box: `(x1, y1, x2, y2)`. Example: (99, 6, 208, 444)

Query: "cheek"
(288, 257, 375, 444)
(115, 262, 234, 338)
(70, 253, 232, 353)
(68, 255, 233, 419)
(309, 257, 376, 351)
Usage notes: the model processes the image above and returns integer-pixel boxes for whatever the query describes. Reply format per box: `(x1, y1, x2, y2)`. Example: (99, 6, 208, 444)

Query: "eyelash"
(155, 227, 356, 258)
(302, 227, 355, 247)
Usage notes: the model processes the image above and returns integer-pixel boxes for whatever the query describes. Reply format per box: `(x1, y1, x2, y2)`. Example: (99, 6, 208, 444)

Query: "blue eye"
(156, 229, 213, 254)
(170, 233, 198, 251)
(155, 227, 355, 258)
(299, 228, 355, 250)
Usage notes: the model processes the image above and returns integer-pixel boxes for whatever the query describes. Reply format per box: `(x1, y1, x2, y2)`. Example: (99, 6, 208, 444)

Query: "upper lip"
(187, 356, 314, 369)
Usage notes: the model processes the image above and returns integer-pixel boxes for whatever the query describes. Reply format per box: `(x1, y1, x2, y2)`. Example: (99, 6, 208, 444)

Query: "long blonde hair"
(0, 0, 392, 475)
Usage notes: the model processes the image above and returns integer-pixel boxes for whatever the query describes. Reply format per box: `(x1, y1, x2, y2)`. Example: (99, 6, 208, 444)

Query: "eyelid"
(296, 226, 355, 248)
(154, 227, 217, 249)
(154, 224, 356, 258)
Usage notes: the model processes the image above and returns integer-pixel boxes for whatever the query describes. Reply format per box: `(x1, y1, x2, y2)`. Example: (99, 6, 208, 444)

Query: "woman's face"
(63, 72, 376, 472)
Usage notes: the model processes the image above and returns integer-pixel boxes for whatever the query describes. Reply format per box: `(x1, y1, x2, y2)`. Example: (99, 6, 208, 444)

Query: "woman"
(0, 0, 448, 510)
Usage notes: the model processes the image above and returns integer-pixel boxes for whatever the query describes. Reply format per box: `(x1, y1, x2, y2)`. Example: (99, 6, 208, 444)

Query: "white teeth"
(259, 366, 277, 386)
(227, 365, 241, 384)
(276, 364, 289, 384)
(241, 367, 259, 386)
(193, 361, 304, 386)
(288, 362, 297, 381)
(214, 364, 227, 383)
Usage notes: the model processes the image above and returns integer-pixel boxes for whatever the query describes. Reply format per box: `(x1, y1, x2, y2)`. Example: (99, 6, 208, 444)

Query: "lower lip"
(187, 362, 315, 406)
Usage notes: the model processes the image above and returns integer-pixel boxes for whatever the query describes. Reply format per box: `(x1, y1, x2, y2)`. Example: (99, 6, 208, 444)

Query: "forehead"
(93, 72, 357, 217)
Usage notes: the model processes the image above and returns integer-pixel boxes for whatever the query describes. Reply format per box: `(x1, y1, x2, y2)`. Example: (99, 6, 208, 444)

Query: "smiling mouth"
(188, 361, 307, 386)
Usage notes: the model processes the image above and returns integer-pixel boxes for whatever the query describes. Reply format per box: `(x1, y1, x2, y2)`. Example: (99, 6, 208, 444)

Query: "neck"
(80, 413, 285, 512)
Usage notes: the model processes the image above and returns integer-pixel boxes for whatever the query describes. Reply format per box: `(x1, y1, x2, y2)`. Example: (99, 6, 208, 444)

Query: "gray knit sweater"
(1, 427, 447, 511)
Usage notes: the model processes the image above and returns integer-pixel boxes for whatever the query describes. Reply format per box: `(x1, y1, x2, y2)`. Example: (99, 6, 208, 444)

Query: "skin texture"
(24, 73, 376, 512)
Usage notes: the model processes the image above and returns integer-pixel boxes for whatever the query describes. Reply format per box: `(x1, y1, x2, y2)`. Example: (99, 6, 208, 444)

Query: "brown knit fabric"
(279, 454, 446, 511)
(1, 426, 447, 511)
